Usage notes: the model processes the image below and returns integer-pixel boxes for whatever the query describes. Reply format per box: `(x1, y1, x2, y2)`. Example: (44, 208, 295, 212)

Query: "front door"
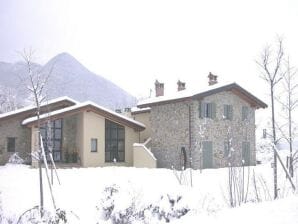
(40, 119, 63, 161)
(202, 141, 213, 169)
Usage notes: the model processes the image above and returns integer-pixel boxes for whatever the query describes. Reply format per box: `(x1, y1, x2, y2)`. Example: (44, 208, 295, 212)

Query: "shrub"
(97, 185, 190, 224)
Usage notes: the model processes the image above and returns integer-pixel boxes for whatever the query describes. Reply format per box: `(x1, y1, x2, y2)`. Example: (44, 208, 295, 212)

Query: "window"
(105, 119, 125, 162)
(242, 106, 249, 121)
(224, 141, 230, 157)
(7, 137, 16, 152)
(91, 138, 98, 152)
(199, 102, 216, 119)
(40, 119, 63, 161)
(223, 104, 233, 120)
(242, 142, 250, 166)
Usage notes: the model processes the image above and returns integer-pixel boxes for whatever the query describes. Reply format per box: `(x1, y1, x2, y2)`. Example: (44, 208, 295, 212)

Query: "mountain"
(0, 53, 136, 110)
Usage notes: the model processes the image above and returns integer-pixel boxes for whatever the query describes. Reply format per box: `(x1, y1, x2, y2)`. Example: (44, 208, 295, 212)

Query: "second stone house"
(137, 74, 267, 169)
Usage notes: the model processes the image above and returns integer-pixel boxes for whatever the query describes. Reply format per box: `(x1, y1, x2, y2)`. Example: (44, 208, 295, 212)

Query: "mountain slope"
(0, 53, 136, 109)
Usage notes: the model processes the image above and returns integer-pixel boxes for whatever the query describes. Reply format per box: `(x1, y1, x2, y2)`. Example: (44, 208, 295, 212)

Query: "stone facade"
(0, 117, 31, 165)
(150, 91, 256, 169)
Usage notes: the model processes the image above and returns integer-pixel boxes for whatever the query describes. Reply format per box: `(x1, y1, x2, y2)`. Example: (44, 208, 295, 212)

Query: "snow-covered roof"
(138, 82, 267, 109)
(131, 106, 151, 114)
(22, 101, 146, 130)
(0, 96, 78, 119)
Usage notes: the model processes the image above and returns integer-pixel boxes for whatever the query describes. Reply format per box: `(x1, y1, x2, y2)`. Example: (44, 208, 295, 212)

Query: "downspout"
(188, 104, 193, 187)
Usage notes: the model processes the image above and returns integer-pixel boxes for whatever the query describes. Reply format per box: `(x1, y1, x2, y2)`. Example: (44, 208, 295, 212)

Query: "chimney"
(155, 80, 164, 97)
(177, 80, 186, 91)
(208, 72, 218, 86)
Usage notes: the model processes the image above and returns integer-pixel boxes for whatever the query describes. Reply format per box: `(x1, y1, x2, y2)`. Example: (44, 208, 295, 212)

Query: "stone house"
(0, 97, 151, 167)
(137, 74, 267, 169)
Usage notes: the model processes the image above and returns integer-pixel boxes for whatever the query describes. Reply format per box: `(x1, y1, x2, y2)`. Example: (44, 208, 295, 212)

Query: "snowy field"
(0, 158, 297, 223)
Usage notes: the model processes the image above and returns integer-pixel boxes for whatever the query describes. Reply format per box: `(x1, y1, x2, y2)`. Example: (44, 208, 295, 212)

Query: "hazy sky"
(0, 0, 298, 100)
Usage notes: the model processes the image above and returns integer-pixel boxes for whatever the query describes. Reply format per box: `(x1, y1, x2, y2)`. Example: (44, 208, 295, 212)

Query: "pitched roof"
(22, 101, 146, 131)
(138, 82, 267, 109)
(0, 96, 77, 121)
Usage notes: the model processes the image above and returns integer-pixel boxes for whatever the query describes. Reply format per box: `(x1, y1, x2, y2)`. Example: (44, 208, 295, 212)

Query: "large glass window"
(105, 119, 125, 162)
(40, 119, 62, 161)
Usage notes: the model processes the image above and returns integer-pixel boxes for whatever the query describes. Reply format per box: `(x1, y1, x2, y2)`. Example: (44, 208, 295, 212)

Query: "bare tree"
(20, 49, 52, 216)
(276, 58, 298, 177)
(256, 37, 285, 199)
(0, 85, 21, 113)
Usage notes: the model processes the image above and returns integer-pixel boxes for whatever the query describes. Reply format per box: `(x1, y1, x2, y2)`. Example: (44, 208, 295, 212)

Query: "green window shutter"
(242, 142, 250, 166)
(199, 102, 202, 118)
(242, 106, 248, 121)
(224, 105, 233, 120)
(199, 102, 206, 118)
(229, 105, 233, 120)
(211, 103, 216, 119)
(224, 105, 228, 119)
(224, 141, 229, 157)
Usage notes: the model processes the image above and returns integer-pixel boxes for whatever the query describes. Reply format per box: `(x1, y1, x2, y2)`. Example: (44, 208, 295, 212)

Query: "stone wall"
(150, 90, 256, 169)
(150, 100, 191, 169)
(0, 118, 31, 165)
(191, 91, 255, 169)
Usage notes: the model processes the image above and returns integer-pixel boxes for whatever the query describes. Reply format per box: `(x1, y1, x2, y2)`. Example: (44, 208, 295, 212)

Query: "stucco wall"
(150, 90, 256, 169)
(0, 118, 31, 165)
(133, 143, 157, 168)
(133, 111, 151, 143)
(81, 111, 139, 167)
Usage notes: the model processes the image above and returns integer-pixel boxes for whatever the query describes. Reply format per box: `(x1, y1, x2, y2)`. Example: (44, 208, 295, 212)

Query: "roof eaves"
(23, 102, 146, 131)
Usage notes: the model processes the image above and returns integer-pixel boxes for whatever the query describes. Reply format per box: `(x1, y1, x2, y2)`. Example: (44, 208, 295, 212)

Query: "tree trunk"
(270, 81, 278, 199)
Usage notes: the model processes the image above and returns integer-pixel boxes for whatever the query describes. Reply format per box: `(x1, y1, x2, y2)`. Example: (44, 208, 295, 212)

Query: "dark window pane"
(54, 129, 62, 139)
(118, 141, 125, 151)
(54, 140, 61, 150)
(118, 128, 125, 139)
(7, 137, 16, 152)
(91, 138, 97, 152)
(111, 128, 117, 139)
(55, 119, 62, 128)
(118, 151, 125, 162)
(40, 129, 46, 138)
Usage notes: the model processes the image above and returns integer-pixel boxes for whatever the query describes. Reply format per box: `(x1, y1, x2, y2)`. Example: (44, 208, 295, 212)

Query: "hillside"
(0, 53, 136, 110)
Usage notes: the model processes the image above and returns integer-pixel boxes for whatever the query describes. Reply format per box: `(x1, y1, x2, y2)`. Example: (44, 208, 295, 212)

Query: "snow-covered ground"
(0, 158, 297, 223)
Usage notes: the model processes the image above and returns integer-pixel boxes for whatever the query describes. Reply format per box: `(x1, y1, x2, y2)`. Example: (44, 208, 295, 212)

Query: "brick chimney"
(155, 80, 164, 97)
(177, 80, 186, 91)
(208, 72, 218, 86)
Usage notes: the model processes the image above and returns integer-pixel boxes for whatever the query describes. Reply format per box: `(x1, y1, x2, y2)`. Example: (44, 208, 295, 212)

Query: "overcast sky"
(0, 0, 298, 101)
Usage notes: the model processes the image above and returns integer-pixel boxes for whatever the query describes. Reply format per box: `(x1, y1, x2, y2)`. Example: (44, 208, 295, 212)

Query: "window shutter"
(229, 105, 233, 120)
(211, 103, 216, 119)
(242, 106, 248, 121)
(199, 102, 206, 118)
(224, 141, 229, 157)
